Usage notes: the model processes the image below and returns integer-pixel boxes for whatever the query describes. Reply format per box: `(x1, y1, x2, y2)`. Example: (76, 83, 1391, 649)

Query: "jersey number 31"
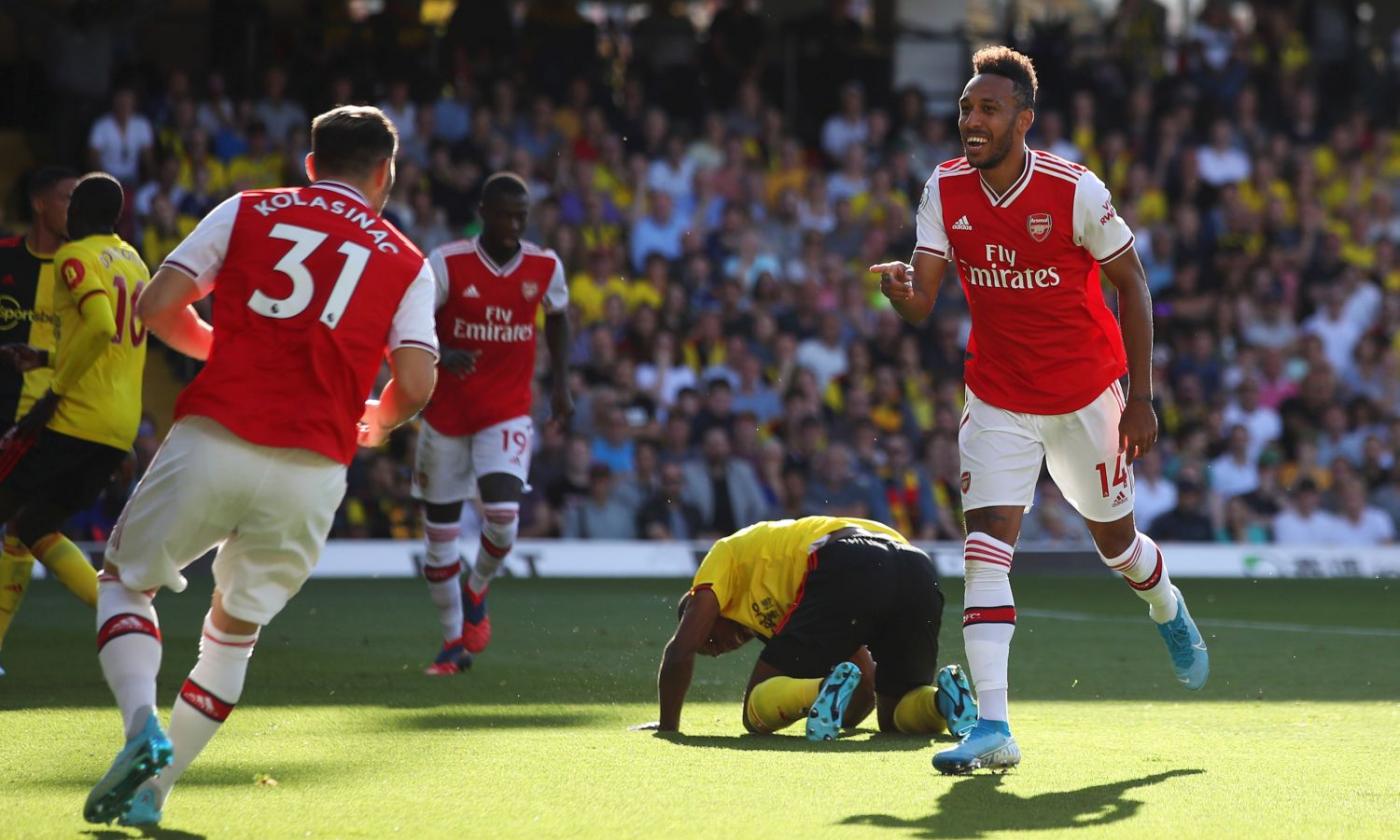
(251, 223, 369, 328)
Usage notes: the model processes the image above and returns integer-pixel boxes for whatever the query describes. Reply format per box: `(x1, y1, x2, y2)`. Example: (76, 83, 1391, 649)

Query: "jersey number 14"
(251, 223, 369, 328)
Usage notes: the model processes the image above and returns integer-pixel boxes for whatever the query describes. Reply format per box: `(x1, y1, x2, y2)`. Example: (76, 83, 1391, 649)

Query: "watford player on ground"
(0, 174, 149, 678)
(0, 167, 114, 676)
(643, 517, 977, 741)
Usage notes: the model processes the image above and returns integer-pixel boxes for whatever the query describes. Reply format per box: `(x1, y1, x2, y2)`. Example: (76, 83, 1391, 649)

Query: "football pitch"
(2, 575, 1397, 839)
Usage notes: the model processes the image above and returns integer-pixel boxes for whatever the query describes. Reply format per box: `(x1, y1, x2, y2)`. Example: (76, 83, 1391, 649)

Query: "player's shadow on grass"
(663, 730, 944, 753)
(388, 709, 600, 731)
(841, 768, 1204, 838)
(83, 828, 207, 840)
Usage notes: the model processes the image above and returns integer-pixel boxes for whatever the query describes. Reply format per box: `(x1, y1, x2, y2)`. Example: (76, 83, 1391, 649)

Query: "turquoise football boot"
(934, 664, 979, 737)
(932, 719, 1021, 774)
(805, 661, 862, 741)
(84, 709, 173, 824)
(1157, 586, 1209, 690)
(119, 783, 163, 827)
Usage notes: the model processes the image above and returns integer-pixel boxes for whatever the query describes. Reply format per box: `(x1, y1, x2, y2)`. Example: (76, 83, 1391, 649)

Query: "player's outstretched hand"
(0, 343, 45, 372)
(871, 261, 915, 301)
(548, 383, 574, 433)
(356, 399, 389, 448)
(440, 348, 480, 378)
(1119, 396, 1159, 465)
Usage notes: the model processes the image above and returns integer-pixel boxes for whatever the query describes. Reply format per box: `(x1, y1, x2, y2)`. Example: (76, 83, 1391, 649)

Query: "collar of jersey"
(978, 146, 1034, 208)
(470, 236, 524, 277)
(309, 179, 371, 208)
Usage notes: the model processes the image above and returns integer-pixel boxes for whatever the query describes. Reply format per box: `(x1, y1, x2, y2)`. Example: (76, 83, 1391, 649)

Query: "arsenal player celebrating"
(86, 106, 439, 826)
(871, 46, 1208, 775)
(414, 173, 571, 675)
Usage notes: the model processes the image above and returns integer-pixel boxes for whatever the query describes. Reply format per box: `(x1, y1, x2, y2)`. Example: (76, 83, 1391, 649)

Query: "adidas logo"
(463, 285, 481, 298)
(1112, 491, 1128, 507)
(952, 215, 973, 231)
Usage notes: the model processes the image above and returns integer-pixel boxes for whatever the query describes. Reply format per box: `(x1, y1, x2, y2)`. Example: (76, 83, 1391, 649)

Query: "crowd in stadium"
(14, 0, 1400, 547)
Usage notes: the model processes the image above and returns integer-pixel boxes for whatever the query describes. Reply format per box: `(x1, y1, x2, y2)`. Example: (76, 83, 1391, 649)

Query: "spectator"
(796, 312, 848, 389)
(1217, 496, 1270, 543)
(563, 464, 638, 539)
(1222, 379, 1281, 463)
(1132, 449, 1177, 534)
(803, 444, 884, 520)
(821, 82, 868, 162)
(1272, 479, 1346, 544)
(591, 407, 636, 475)
(690, 378, 737, 446)
(88, 87, 154, 184)
(629, 191, 688, 271)
(1332, 478, 1396, 546)
(1196, 119, 1251, 187)
(879, 435, 954, 540)
(256, 67, 307, 148)
(1020, 481, 1094, 548)
(637, 462, 704, 540)
(1150, 479, 1215, 542)
(1209, 425, 1260, 501)
(681, 427, 768, 536)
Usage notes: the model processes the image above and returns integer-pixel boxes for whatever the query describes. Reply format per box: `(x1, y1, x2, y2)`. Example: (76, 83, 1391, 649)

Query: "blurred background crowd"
(2, 0, 1399, 547)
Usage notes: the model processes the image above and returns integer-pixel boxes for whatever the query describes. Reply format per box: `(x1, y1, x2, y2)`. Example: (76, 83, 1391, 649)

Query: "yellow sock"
(32, 534, 98, 608)
(892, 685, 949, 735)
(745, 676, 823, 733)
(0, 536, 36, 650)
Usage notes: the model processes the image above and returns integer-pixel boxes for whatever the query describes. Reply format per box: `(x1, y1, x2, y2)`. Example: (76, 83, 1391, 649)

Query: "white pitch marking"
(951, 605, 1400, 639)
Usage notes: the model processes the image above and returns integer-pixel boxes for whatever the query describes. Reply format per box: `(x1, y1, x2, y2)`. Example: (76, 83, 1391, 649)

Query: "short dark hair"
(68, 173, 124, 233)
(26, 166, 77, 206)
(310, 105, 398, 178)
(972, 45, 1038, 111)
(481, 171, 529, 205)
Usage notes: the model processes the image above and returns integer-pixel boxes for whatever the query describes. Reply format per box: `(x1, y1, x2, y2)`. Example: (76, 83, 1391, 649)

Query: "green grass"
(2, 575, 1398, 839)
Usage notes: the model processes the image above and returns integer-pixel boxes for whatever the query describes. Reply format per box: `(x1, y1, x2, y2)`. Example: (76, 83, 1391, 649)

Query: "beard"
(966, 129, 1017, 170)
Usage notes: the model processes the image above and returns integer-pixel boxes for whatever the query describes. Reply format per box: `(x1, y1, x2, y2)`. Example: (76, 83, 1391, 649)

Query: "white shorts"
(106, 416, 347, 625)
(958, 382, 1134, 523)
(412, 416, 534, 505)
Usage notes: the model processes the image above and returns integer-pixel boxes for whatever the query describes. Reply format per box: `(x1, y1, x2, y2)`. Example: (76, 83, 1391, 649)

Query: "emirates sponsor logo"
(1027, 212, 1053, 242)
(452, 306, 534, 343)
(958, 244, 1062, 290)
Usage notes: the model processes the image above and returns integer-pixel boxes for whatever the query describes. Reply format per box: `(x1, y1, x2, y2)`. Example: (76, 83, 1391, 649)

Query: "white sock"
(468, 502, 517, 596)
(962, 532, 1016, 724)
(96, 574, 163, 740)
(153, 612, 258, 804)
(422, 519, 464, 642)
(1100, 531, 1178, 623)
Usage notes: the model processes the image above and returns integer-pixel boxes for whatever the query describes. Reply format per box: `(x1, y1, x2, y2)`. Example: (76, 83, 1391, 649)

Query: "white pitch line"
(976, 607, 1400, 639)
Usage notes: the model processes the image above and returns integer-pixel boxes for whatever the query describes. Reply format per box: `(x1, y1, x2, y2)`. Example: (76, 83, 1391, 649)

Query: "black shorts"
(759, 534, 944, 697)
(0, 428, 127, 518)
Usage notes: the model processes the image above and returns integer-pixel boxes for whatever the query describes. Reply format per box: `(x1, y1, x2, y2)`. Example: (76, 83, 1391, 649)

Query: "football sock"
(892, 685, 948, 735)
(962, 532, 1016, 724)
(154, 612, 259, 803)
(745, 676, 822, 733)
(0, 536, 35, 650)
(96, 574, 162, 740)
(1099, 531, 1178, 623)
(32, 533, 98, 607)
(422, 518, 464, 643)
(468, 502, 518, 595)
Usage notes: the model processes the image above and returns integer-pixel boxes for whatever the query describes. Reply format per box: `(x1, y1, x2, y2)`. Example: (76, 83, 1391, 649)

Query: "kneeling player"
(649, 517, 977, 740)
(412, 173, 572, 675)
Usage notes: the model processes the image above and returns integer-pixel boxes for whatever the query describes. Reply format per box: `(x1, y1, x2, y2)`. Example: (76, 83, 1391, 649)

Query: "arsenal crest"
(1026, 212, 1053, 242)
(960, 471, 971, 493)
(521, 281, 539, 300)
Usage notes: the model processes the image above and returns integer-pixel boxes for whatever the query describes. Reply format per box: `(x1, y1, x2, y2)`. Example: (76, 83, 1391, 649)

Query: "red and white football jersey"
(162, 180, 439, 464)
(422, 237, 568, 436)
(915, 148, 1135, 415)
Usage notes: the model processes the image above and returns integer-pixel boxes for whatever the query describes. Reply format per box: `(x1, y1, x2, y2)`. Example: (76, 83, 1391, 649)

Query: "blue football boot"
(932, 719, 1021, 775)
(934, 664, 979, 737)
(805, 661, 862, 741)
(1157, 586, 1209, 690)
(84, 709, 173, 823)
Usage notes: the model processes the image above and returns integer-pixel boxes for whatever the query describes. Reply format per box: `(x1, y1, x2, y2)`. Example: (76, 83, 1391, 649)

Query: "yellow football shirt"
(689, 517, 909, 639)
(0, 239, 58, 420)
(49, 234, 149, 450)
